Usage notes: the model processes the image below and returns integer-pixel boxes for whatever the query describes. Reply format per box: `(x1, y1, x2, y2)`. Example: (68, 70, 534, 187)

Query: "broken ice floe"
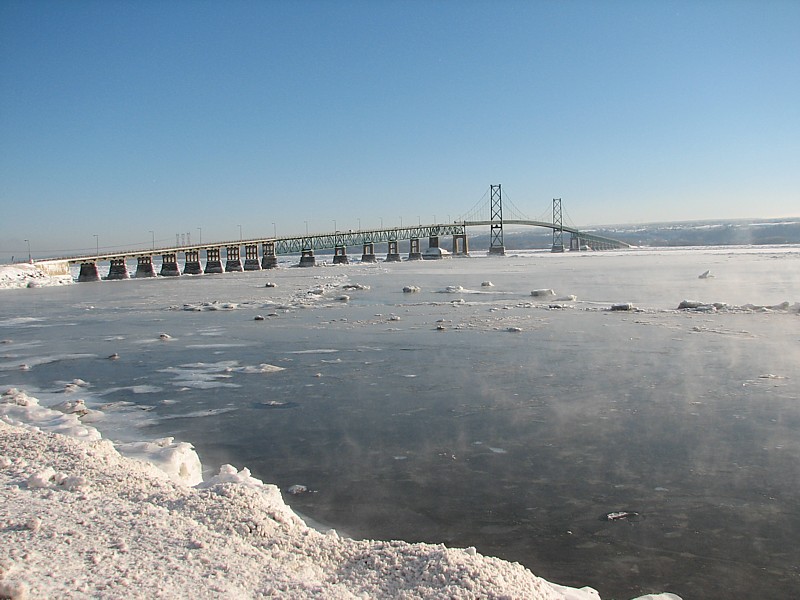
(530, 289, 556, 297)
(181, 301, 240, 311)
(677, 300, 727, 311)
(254, 400, 298, 409)
(604, 511, 640, 521)
(610, 303, 635, 311)
(698, 270, 714, 279)
(677, 300, 799, 313)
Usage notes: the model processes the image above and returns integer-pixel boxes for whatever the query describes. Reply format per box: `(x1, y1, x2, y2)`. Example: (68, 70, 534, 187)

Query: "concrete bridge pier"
(204, 248, 224, 274)
(107, 258, 130, 280)
(160, 253, 180, 276)
(361, 242, 376, 263)
(225, 246, 244, 272)
(261, 241, 278, 269)
(299, 249, 316, 267)
(183, 250, 202, 274)
(78, 262, 100, 282)
(408, 238, 422, 260)
(385, 240, 401, 262)
(333, 246, 349, 264)
(452, 234, 469, 256)
(135, 256, 157, 278)
(244, 244, 261, 270)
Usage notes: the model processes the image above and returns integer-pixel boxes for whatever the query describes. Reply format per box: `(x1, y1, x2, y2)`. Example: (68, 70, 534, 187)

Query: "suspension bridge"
(33, 186, 631, 282)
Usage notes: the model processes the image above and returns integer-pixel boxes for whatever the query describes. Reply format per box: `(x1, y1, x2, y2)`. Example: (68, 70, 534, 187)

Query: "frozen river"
(2, 246, 799, 599)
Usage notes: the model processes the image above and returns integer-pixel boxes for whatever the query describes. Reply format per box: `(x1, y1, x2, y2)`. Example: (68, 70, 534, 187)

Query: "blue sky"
(1, 0, 798, 258)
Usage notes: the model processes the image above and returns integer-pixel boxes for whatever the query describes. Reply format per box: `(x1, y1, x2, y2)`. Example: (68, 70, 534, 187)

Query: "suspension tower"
(488, 184, 505, 256)
(551, 198, 565, 252)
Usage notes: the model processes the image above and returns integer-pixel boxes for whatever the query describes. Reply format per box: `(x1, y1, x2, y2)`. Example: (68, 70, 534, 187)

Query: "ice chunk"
(531, 289, 556, 297)
(610, 303, 634, 311)
(116, 437, 202, 486)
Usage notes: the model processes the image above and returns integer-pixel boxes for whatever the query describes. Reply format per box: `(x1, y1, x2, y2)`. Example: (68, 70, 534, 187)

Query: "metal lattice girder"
(552, 198, 564, 251)
(489, 184, 504, 251)
(272, 224, 466, 256)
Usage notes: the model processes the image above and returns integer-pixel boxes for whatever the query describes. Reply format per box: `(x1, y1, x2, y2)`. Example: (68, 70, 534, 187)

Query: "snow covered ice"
(2, 245, 799, 598)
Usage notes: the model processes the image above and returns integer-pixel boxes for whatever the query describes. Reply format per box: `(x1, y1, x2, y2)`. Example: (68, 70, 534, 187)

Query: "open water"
(2, 246, 799, 599)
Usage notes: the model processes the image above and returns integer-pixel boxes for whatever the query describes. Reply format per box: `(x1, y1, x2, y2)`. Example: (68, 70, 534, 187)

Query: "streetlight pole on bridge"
(93, 234, 98, 256)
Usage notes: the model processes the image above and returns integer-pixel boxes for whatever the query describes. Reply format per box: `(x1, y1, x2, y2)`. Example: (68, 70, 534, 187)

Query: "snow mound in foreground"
(0, 420, 594, 599)
(0, 388, 681, 599)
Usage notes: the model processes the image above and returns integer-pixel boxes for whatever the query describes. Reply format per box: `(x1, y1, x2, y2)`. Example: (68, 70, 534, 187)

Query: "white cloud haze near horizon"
(1, 1, 798, 257)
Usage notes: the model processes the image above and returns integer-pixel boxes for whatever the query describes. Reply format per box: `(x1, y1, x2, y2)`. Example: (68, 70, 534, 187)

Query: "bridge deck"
(36, 220, 628, 266)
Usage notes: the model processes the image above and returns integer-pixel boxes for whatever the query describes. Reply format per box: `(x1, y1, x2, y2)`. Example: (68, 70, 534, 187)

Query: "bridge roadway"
(35, 221, 629, 282)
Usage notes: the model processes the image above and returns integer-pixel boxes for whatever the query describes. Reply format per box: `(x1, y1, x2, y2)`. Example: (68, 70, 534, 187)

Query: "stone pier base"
(225, 246, 243, 272)
(135, 256, 156, 278)
(361, 242, 376, 262)
(107, 258, 130, 280)
(182, 250, 202, 274)
(299, 249, 316, 267)
(160, 253, 181, 276)
(78, 262, 100, 282)
(205, 248, 224, 274)
(452, 234, 469, 256)
(243, 244, 261, 270)
(261, 242, 278, 269)
(385, 240, 401, 262)
(333, 246, 348, 265)
(408, 238, 422, 260)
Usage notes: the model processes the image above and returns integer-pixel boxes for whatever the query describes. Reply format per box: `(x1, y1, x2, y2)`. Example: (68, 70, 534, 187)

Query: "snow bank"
(0, 419, 589, 599)
(0, 388, 680, 599)
(0, 262, 73, 289)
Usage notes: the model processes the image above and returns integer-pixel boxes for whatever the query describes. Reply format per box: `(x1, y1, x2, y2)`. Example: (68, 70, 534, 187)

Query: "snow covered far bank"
(0, 262, 73, 290)
(0, 389, 682, 600)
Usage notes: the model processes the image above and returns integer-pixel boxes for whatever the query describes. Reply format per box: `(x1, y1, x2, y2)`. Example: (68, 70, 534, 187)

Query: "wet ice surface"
(2, 246, 800, 599)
